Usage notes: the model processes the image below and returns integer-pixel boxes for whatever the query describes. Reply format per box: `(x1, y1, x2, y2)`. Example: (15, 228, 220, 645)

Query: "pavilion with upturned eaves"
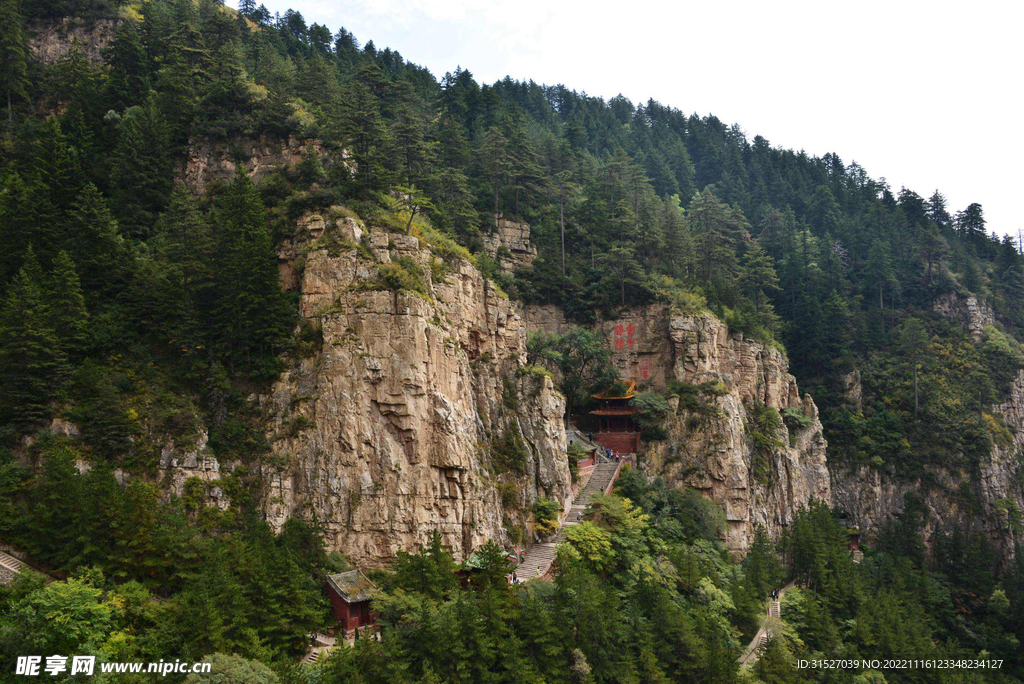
(591, 379, 640, 454)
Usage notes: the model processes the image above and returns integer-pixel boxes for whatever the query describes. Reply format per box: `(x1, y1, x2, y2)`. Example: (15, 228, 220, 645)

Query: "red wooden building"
(591, 380, 640, 454)
(327, 570, 379, 635)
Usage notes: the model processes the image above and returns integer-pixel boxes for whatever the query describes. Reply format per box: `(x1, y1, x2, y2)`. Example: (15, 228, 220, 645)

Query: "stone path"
(0, 550, 29, 574)
(300, 634, 336, 665)
(516, 459, 622, 581)
(737, 582, 795, 668)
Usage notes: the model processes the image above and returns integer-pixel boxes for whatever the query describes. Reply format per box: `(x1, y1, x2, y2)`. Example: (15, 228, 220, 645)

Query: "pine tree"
(339, 81, 394, 193)
(865, 239, 894, 334)
(426, 119, 478, 240)
(66, 183, 125, 296)
(48, 251, 90, 356)
(0, 0, 28, 122)
(110, 101, 173, 238)
(897, 317, 929, 420)
(211, 169, 291, 377)
(818, 290, 852, 369)
(687, 189, 747, 294)
(501, 108, 543, 218)
(104, 20, 150, 112)
(27, 116, 84, 228)
(392, 90, 433, 188)
(956, 202, 986, 241)
(156, 5, 213, 145)
(480, 126, 511, 218)
(740, 242, 781, 320)
(0, 172, 36, 282)
(0, 255, 63, 432)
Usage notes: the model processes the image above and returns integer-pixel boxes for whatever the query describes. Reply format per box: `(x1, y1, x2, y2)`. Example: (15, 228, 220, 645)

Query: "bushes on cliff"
(631, 390, 671, 441)
(532, 498, 561, 537)
(490, 426, 529, 476)
(355, 256, 428, 296)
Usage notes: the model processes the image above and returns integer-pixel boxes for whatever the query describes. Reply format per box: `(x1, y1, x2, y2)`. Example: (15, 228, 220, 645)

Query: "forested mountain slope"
(2, 0, 1024, 682)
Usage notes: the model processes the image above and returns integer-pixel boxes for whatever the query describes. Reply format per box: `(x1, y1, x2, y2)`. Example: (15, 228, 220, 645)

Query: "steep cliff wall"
(258, 216, 571, 568)
(933, 292, 995, 342)
(830, 371, 1024, 560)
(830, 294, 1021, 560)
(28, 18, 119, 65)
(482, 216, 537, 273)
(525, 304, 831, 553)
(183, 136, 343, 194)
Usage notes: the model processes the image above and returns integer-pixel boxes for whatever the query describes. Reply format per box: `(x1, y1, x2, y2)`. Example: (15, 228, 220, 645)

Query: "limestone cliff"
(28, 18, 119, 65)
(525, 304, 831, 553)
(183, 136, 344, 194)
(482, 216, 537, 273)
(830, 369, 1024, 560)
(933, 292, 995, 342)
(829, 293, 1021, 560)
(259, 216, 571, 568)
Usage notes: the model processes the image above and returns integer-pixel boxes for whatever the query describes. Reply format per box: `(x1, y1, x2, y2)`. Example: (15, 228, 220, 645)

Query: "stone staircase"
(299, 634, 336, 665)
(517, 460, 621, 581)
(0, 551, 28, 574)
(738, 582, 794, 667)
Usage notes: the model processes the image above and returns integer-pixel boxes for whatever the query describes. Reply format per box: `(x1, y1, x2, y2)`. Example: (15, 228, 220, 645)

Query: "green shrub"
(666, 380, 724, 428)
(747, 402, 784, 484)
(567, 441, 589, 481)
(355, 257, 428, 295)
(631, 391, 671, 430)
(747, 402, 784, 452)
(491, 428, 529, 475)
(497, 480, 521, 509)
(641, 426, 668, 441)
(532, 498, 562, 537)
(781, 407, 811, 445)
(430, 257, 452, 284)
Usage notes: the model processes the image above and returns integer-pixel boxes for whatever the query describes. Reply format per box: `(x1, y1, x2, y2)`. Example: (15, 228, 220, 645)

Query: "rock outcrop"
(28, 18, 119, 65)
(525, 304, 831, 554)
(831, 370, 1024, 560)
(933, 292, 994, 342)
(482, 216, 537, 272)
(260, 218, 570, 568)
(183, 136, 342, 194)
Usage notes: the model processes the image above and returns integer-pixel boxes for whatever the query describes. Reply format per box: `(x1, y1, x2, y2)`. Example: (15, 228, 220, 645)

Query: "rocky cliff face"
(28, 18, 119, 65)
(482, 216, 537, 273)
(933, 292, 995, 342)
(258, 216, 571, 568)
(830, 370, 1024, 560)
(525, 304, 831, 554)
(183, 136, 343, 194)
(829, 293, 1021, 560)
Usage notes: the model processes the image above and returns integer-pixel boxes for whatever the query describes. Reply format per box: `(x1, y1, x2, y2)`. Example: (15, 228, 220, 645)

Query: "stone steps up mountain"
(0, 551, 28, 573)
(517, 460, 623, 580)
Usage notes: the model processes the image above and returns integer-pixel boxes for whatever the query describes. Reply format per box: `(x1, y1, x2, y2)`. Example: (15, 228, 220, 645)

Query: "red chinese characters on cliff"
(614, 324, 636, 350)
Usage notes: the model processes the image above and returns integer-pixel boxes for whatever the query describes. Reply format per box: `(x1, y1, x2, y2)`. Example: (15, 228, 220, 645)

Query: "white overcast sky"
(252, 0, 1022, 238)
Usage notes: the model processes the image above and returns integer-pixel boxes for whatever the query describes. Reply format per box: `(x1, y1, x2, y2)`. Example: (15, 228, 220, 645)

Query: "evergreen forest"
(1, 0, 1024, 682)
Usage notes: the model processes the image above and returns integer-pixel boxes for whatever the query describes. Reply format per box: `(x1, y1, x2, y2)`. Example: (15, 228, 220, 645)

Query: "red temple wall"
(595, 432, 639, 454)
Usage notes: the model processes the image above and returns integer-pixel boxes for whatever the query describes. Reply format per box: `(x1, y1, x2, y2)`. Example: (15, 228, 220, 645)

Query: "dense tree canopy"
(1, 1, 1023, 682)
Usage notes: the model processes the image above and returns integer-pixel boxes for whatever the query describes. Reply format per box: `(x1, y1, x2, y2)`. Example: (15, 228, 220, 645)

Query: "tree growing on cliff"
(0, 0, 28, 122)
(210, 169, 291, 378)
(104, 20, 151, 112)
(110, 100, 174, 239)
(48, 251, 90, 357)
(0, 255, 64, 433)
(556, 327, 616, 425)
